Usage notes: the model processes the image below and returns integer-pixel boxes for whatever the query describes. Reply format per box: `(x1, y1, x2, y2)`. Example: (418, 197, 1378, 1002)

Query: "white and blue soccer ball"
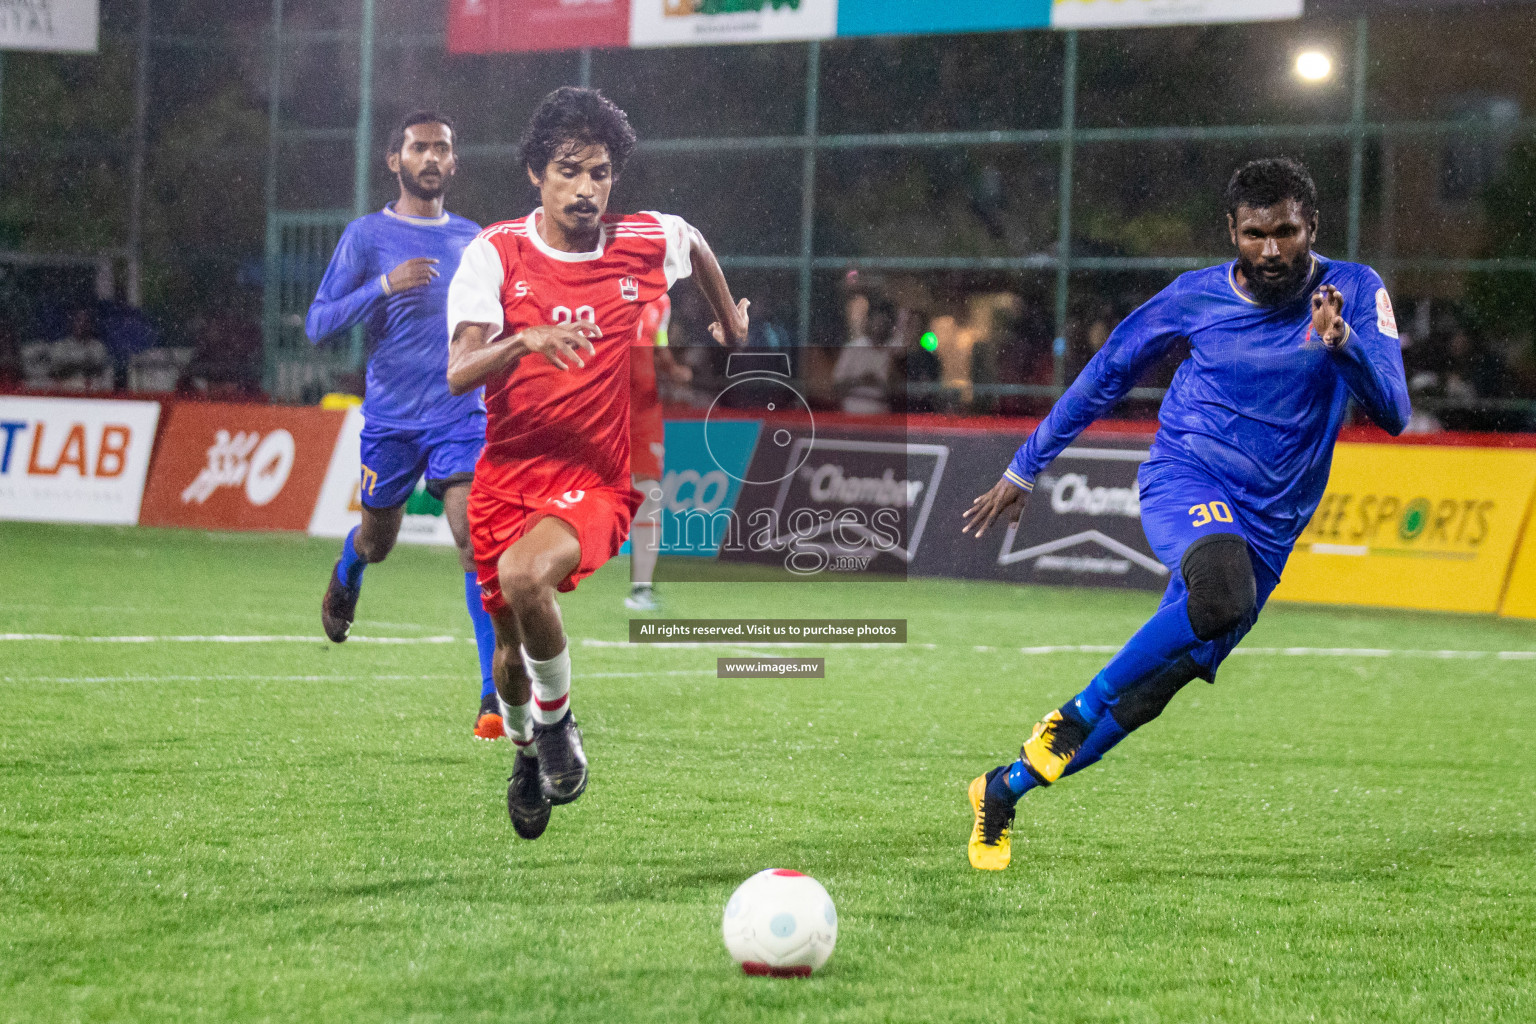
(721, 869, 837, 976)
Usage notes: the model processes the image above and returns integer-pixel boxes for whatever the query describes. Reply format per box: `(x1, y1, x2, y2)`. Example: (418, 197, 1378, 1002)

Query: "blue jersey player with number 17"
(962, 158, 1412, 870)
(307, 111, 503, 741)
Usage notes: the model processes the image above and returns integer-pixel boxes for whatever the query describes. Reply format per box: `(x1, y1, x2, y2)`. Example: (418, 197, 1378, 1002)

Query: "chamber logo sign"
(754, 438, 949, 571)
(182, 429, 295, 507)
(997, 445, 1165, 579)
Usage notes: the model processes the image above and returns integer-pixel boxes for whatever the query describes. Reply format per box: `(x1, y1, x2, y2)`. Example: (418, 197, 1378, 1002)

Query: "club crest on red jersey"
(620, 277, 640, 302)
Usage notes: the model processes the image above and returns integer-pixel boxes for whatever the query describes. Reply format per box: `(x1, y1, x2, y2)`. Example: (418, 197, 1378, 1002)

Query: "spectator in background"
(22, 309, 114, 392)
(891, 305, 942, 413)
(178, 305, 264, 399)
(834, 295, 897, 414)
(96, 298, 160, 386)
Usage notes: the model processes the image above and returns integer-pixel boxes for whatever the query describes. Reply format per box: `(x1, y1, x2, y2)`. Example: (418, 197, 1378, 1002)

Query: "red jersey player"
(446, 88, 748, 840)
(626, 294, 690, 612)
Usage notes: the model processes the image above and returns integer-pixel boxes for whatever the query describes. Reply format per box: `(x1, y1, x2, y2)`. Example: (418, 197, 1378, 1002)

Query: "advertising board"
(0, 396, 159, 525)
(138, 403, 345, 532)
(1269, 444, 1536, 614)
(307, 408, 459, 546)
(1499, 506, 1536, 620)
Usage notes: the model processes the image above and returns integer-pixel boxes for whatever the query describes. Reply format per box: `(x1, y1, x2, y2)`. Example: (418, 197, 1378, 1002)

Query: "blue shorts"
(358, 415, 485, 511)
(1137, 458, 1292, 677)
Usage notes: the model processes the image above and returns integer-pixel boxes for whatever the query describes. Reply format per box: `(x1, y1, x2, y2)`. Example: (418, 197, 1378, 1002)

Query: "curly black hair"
(1225, 157, 1318, 220)
(520, 87, 638, 179)
(387, 110, 455, 158)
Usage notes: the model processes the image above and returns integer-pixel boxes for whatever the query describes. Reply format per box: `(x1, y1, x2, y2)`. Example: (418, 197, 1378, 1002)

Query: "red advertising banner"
(447, 0, 630, 55)
(139, 403, 346, 532)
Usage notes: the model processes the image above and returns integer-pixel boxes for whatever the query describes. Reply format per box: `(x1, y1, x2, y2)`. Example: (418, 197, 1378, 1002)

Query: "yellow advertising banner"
(1271, 444, 1536, 614)
(1499, 503, 1536, 620)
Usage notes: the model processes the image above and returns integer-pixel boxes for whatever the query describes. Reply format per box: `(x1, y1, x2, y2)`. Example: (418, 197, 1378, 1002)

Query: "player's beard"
(1238, 252, 1312, 306)
(400, 164, 452, 201)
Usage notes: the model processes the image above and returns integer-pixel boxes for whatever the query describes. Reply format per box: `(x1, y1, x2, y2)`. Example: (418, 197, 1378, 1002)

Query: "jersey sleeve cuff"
(1003, 468, 1035, 493)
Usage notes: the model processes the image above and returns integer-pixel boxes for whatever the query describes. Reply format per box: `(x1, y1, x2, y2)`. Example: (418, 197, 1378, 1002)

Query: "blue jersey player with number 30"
(307, 111, 504, 741)
(962, 158, 1412, 871)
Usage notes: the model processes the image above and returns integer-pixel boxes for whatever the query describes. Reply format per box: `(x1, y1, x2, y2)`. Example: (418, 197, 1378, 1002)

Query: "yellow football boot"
(967, 770, 1015, 871)
(1019, 708, 1091, 786)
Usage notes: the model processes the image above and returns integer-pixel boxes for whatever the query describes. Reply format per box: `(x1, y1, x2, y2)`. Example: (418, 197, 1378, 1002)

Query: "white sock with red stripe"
(524, 644, 572, 725)
(497, 694, 535, 754)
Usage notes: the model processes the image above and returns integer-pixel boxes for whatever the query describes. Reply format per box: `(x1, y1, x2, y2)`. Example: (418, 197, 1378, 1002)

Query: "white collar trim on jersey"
(1226, 254, 1320, 306)
(525, 209, 607, 262)
(382, 203, 450, 227)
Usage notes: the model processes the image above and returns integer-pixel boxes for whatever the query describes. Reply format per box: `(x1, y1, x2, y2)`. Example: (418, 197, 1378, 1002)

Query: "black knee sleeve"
(1110, 654, 1201, 732)
(1180, 532, 1256, 642)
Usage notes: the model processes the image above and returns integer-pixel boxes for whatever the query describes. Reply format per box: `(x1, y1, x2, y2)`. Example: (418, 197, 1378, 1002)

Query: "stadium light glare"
(1295, 50, 1334, 83)
(919, 332, 939, 353)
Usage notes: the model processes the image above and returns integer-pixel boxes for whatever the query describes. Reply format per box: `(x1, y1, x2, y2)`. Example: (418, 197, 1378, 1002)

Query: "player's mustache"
(567, 201, 599, 216)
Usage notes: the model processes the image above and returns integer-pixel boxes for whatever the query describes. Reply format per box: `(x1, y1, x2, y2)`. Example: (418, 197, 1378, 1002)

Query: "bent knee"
(1181, 532, 1256, 642)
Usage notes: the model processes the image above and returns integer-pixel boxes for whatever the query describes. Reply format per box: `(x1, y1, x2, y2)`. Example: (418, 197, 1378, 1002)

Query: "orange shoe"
(474, 694, 505, 741)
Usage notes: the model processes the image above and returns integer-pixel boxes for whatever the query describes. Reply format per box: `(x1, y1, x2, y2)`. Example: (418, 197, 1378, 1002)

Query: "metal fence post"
(350, 0, 377, 370)
(127, 0, 151, 307)
(578, 47, 592, 88)
(1347, 16, 1368, 262)
(797, 40, 821, 348)
(262, 0, 286, 395)
(1053, 30, 1079, 389)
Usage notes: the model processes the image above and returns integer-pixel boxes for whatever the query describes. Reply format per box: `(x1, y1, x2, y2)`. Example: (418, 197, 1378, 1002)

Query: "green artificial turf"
(2, 522, 1534, 1023)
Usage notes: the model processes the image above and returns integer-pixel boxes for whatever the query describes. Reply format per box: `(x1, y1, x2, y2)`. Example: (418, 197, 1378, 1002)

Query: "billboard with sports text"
(1270, 444, 1536, 615)
(139, 403, 346, 533)
(0, 396, 159, 525)
(447, 0, 1303, 54)
(1499, 501, 1536, 620)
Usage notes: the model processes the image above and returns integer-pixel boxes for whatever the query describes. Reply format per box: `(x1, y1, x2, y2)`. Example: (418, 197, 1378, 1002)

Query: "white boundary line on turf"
(4, 669, 719, 683)
(0, 633, 463, 644)
(1, 633, 1532, 661)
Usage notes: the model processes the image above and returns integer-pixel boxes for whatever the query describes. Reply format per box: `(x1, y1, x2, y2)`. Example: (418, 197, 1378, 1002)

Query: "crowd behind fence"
(2, 1, 1535, 430)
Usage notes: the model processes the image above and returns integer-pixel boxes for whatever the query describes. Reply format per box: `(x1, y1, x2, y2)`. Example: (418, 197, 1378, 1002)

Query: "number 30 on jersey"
(1189, 501, 1233, 527)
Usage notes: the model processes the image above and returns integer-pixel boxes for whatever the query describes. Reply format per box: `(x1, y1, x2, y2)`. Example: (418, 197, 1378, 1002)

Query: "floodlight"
(1295, 50, 1333, 83)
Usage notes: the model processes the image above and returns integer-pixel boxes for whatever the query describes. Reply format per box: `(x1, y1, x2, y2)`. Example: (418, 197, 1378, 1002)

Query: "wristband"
(380, 273, 393, 298)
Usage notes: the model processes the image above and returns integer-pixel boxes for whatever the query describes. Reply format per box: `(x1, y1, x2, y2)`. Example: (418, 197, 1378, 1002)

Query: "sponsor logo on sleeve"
(1376, 288, 1399, 340)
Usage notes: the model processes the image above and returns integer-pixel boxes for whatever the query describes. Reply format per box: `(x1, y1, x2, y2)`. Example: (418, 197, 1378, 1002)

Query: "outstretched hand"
(1311, 284, 1347, 350)
(522, 321, 600, 371)
(710, 298, 750, 348)
(962, 476, 1030, 540)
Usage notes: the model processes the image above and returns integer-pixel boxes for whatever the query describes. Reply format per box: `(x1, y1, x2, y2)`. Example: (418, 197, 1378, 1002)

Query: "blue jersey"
(306, 204, 483, 430)
(1007, 256, 1411, 544)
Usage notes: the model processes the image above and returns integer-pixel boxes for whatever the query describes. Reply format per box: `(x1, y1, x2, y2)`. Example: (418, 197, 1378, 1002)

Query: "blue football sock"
(465, 572, 496, 701)
(1060, 715, 1129, 779)
(338, 527, 367, 589)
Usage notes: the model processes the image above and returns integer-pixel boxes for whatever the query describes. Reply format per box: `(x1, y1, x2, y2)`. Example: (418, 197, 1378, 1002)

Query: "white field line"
(4, 669, 719, 684)
(0, 633, 463, 644)
(1, 633, 1532, 662)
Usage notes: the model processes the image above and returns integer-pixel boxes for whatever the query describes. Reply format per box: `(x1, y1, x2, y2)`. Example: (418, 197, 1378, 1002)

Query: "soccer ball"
(721, 869, 837, 976)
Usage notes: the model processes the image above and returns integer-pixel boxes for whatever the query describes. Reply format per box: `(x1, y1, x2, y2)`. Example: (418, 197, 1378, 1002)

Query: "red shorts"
(469, 480, 641, 611)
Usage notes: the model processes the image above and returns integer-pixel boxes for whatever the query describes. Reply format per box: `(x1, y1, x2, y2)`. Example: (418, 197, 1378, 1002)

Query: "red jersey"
(447, 209, 693, 498)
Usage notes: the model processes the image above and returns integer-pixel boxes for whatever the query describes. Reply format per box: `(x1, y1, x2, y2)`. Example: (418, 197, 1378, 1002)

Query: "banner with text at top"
(447, 0, 1303, 54)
